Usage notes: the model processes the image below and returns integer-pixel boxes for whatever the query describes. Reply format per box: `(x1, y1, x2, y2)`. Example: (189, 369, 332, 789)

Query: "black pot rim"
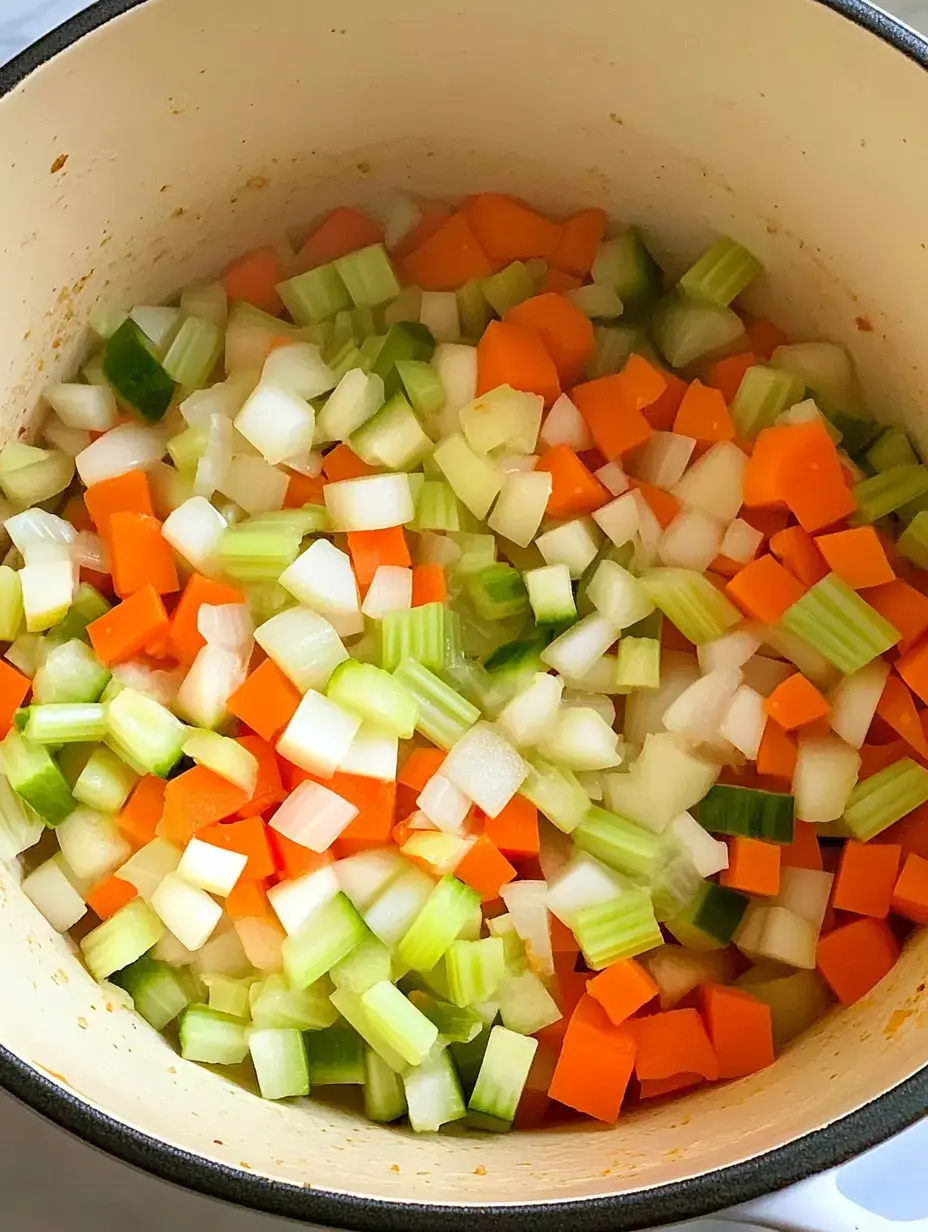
(2, 1, 928, 1227)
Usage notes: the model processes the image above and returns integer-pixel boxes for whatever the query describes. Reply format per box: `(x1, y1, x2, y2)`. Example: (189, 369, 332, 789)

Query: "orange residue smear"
(473, 1165, 487, 1176)
(38, 1065, 72, 1089)
(885, 1008, 915, 1037)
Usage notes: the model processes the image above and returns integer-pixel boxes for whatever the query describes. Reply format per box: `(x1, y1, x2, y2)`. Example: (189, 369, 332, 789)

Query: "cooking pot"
(1, 1, 928, 1228)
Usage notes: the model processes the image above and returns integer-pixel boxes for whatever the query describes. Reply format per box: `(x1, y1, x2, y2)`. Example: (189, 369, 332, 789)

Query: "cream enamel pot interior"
(2, 1, 928, 1228)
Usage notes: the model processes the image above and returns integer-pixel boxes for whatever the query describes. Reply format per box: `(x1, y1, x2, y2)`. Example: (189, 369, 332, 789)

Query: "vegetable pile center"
(4, 190, 928, 1131)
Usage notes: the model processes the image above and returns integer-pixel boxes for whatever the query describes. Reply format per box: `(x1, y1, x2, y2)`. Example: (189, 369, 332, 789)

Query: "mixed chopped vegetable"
(4, 190, 928, 1131)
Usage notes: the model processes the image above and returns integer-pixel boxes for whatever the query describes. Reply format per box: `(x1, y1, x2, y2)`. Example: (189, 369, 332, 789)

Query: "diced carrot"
(701, 984, 775, 1079)
(159, 766, 250, 847)
(627, 479, 681, 529)
(721, 836, 782, 896)
(553, 954, 590, 1020)
(0, 661, 29, 737)
(742, 506, 791, 547)
(881, 800, 928, 862)
(235, 734, 286, 818)
(769, 526, 829, 588)
(832, 840, 901, 918)
(390, 203, 454, 261)
(726, 554, 806, 624)
(705, 352, 758, 405)
(535, 444, 610, 519)
(221, 245, 285, 316)
(117, 776, 166, 847)
(454, 835, 517, 902)
(745, 319, 788, 360)
(634, 1008, 719, 1082)
(863, 579, 928, 653)
(538, 268, 583, 295)
(331, 776, 396, 856)
(815, 526, 895, 590)
(673, 379, 735, 444)
(859, 740, 910, 782)
(756, 718, 798, 783)
(267, 828, 334, 881)
(401, 212, 496, 291)
(297, 207, 384, 270)
(816, 917, 899, 1004)
(891, 851, 928, 924)
(61, 495, 94, 533)
(199, 814, 276, 882)
(876, 674, 928, 759)
(108, 511, 179, 597)
(548, 995, 637, 1122)
(322, 443, 380, 483)
(483, 795, 540, 858)
(224, 877, 273, 921)
(513, 1086, 552, 1130)
(228, 659, 301, 744)
(896, 639, 928, 707)
(411, 565, 446, 607)
(587, 959, 658, 1026)
(86, 874, 138, 921)
(505, 293, 595, 387)
(168, 573, 244, 667)
(87, 585, 169, 666)
(397, 747, 446, 792)
(463, 193, 561, 264)
(781, 819, 824, 871)
(639, 1072, 704, 1100)
(347, 527, 410, 588)
(476, 320, 561, 408)
(549, 208, 607, 277)
(778, 423, 856, 533)
(84, 471, 154, 537)
(741, 425, 794, 508)
(641, 368, 688, 431)
(765, 672, 831, 732)
(283, 471, 326, 508)
(572, 359, 664, 461)
(549, 912, 580, 955)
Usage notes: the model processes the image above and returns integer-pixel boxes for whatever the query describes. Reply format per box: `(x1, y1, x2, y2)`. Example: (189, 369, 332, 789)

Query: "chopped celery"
(335, 244, 401, 308)
(572, 888, 662, 969)
(304, 1022, 365, 1084)
(249, 975, 338, 1030)
(853, 464, 928, 522)
(781, 575, 899, 674)
(433, 432, 503, 521)
(162, 316, 222, 389)
(277, 264, 351, 325)
(467, 1025, 537, 1132)
(371, 322, 436, 398)
(414, 481, 461, 532)
(650, 291, 744, 369)
(465, 564, 529, 621)
(866, 427, 918, 473)
(843, 757, 928, 840)
(203, 974, 251, 1018)
(678, 236, 762, 307)
(898, 511, 928, 569)
(445, 937, 506, 1008)
(281, 893, 367, 990)
(396, 359, 445, 418)
(80, 899, 165, 981)
(402, 1048, 466, 1133)
(360, 981, 439, 1067)
(112, 956, 191, 1029)
(102, 318, 176, 423)
(105, 688, 187, 778)
(32, 639, 110, 704)
(25, 703, 107, 745)
(3, 730, 75, 824)
(327, 660, 418, 739)
(167, 425, 207, 472)
(519, 755, 590, 834)
(616, 636, 660, 689)
(328, 987, 410, 1073)
(380, 602, 446, 672)
(643, 568, 741, 644)
(666, 881, 749, 950)
(364, 1047, 408, 1122)
(407, 990, 484, 1043)
(481, 261, 534, 316)
(592, 231, 662, 313)
(218, 523, 301, 581)
(524, 563, 577, 624)
(451, 532, 497, 575)
(49, 583, 111, 646)
(392, 658, 479, 749)
(698, 784, 794, 843)
(0, 566, 24, 641)
(178, 1004, 248, 1065)
(729, 365, 804, 438)
(397, 876, 481, 973)
(350, 391, 432, 471)
(249, 1028, 311, 1100)
(330, 935, 394, 994)
(572, 805, 663, 880)
(457, 279, 492, 339)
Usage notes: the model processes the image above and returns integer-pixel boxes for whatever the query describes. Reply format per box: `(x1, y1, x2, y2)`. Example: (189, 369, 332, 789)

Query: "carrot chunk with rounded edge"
(169, 573, 245, 667)
(88, 586, 169, 666)
(539, 268, 583, 295)
(225, 877, 273, 921)
(398, 748, 446, 793)
(221, 245, 284, 316)
(505, 294, 595, 387)
(549, 208, 607, 277)
(769, 526, 829, 588)
(411, 565, 446, 607)
(117, 776, 166, 847)
(284, 471, 325, 508)
(673, 379, 735, 444)
(706, 352, 758, 405)
(815, 526, 895, 590)
(483, 795, 539, 858)
(347, 527, 410, 588)
(833, 840, 901, 918)
(228, 659, 301, 743)
(159, 767, 250, 847)
(701, 984, 775, 1079)
(463, 193, 561, 263)
(199, 815, 275, 882)
(746, 320, 789, 360)
(454, 835, 517, 902)
(756, 719, 798, 783)
(876, 674, 928, 759)
(891, 852, 928, 924)
(297, 207, 383, 270)
(109, 512, 179, 597)
(642, 368, 688, 431)
(726, 555, 806, 624)
(0, 661, 29, 737)
(721, 836, 782, 896)
(572, 360, 663, 461)
(781, 819, 824, 871)
(535, 445, 610, 519)
(476, 320, 560, 407)
(863, 579, 928, 652)
(587, 959, 658, 1026)
(765, 673, 831, 732)
(84, 470, 154, 537)
(635, 1008, 719, 1082)
(86, 874, 138, 921)
(548, 995, 637, 1122)
(322, 443, 380, 483)
(390, 204, 453, 261)
(401, 212, 496, 291)
(816, 917, 899, 1004)
(896, 639, 928, 707)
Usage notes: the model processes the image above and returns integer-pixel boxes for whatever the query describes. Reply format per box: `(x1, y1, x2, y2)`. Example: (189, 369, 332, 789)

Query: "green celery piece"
(395, 360, 445, 418)
(80, 899, 165, 981)
(178, 1004, 249, 1065)
(3, 730, 75, 825)
(592, 232, 662, 314)
(392, 658, 479, 749)
(360, 981, 439, 1067)
(865, 427, 918, 474)
(380, 602, 446, 672)
(844, 757, 928, 840)
(444, 937, 506, 1008)
(371, 322, 436, 399)
(249, 1027, 311, 1100)
(414, 481, 461, 532)
(407, 990, 484, 1043)
(643, 568, 741, 645)
(281, 893, 368, 990)
(48, 583, 111, 646)
(304, 1022, 366, 1085)
(25, 703, 107, 745)
(615, 636, 660, 689)
(103, 318, 176, 423)
(334, 244, 401, 308)
(698, 784, 794, 843)
(572, 805, 664, 880)
(456, 279, 492, 339)
(111, 956, 192, 1030)
(467, 1025, 537, 1132)
(480, 262, 534, 316)
(465, 563, 529, 621)
(729, 365, 805, 438)
(666, 881, 749, 950)
(780, 574, 899, 674)
(0, 566, 24, 641)
(853, 464, 928, 522)
(277, 264, 352, 325)
(162, 316, 223, 388)
(650, 291, 744, 370)
(397, 876, 481, 973)
(217, 523, 301, 581)
(677, 236, 763, 307)
(573, 888, 662, 969)
(364, 1047, 408, 1122)
(898, 511, 928, 570)
(326, 660, 418, 739)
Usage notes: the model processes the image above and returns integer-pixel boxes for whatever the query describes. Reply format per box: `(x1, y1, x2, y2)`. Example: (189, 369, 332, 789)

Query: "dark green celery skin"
(103, 319, 176, 423)
(698, 784, 794, 844)
(372, 323, 436, 398)
(693, 883, 750, 945)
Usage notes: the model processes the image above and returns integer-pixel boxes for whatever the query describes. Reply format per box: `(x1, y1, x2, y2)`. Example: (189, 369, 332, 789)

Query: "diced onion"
(75, 423, 166, 487)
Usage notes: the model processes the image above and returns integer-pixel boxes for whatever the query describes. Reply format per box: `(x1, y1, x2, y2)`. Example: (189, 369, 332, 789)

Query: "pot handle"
(723, 1116, 928, 1231)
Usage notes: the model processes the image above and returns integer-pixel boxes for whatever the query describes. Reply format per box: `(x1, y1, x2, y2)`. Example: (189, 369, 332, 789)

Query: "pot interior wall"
(1, 0, 928, 1209)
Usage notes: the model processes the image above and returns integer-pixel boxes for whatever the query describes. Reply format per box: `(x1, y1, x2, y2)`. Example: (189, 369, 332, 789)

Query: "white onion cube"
(361, 566, 412, 619)
(234, 382, 315, 465)
(270, 780, 359, 853)
(277, 690, 362, 778)
(23, 855, 87, 932)
(267, 863, 339, 936)
(718, 684, 767, 758)
(150, 873, 223, 952)
(178, 837, 248, 897)
(280, 538, 360, 616)
(417, 773, 471, 834)
(440, 721, 528, 818)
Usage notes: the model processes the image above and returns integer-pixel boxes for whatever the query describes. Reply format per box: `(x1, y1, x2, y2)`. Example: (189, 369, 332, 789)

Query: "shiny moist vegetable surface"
(4, 191, 928, 1131)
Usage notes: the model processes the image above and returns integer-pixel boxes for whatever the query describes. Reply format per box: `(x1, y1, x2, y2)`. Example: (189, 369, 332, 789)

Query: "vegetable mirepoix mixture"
(5, 190, 928, 1131)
